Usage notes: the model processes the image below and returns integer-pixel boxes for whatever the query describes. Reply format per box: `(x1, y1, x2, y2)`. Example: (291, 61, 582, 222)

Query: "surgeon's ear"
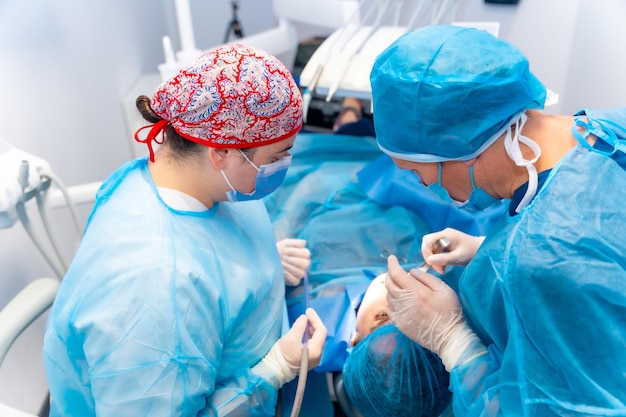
(207, 147, 231, 169)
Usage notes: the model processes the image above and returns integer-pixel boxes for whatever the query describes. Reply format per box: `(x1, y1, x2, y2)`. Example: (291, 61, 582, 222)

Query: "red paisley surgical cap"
(137, 43, 302, 159)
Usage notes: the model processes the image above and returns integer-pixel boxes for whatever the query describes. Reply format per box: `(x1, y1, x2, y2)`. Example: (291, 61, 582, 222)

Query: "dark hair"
(343, 324, 452, 417)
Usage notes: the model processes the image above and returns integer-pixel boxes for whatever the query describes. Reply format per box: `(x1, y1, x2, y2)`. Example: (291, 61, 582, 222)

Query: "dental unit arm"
(0, 137, 50, 230)
(0, 137, 84, 417)
(0, 137, 82, 279)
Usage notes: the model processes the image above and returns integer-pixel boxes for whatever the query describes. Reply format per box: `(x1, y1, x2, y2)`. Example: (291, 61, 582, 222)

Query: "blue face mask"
(426, 163, 456, 203)
(461, 165, 502, 211)
(221, 150, 292, 202)
(427, 163, 501, 211)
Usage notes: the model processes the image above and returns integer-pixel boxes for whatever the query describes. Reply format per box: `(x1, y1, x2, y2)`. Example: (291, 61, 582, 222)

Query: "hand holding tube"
(278, 308, 325, 369)
(276, 239, 311, 286)
(421, 228, 485, 274)
(252, 308, 326, 388)
(385, 255, 486, 371)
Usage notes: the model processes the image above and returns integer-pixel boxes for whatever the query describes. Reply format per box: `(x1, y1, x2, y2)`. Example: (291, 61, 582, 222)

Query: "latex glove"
(251, 308, 327, 388)
(422, 228, 485, 274)
(276, 238, 311, 286)
(385, 255, 486, 371)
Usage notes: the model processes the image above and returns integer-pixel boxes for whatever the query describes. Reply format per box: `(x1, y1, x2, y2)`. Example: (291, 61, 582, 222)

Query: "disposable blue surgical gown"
(43, 156, 285, 417)
(451, 108, 626, 416)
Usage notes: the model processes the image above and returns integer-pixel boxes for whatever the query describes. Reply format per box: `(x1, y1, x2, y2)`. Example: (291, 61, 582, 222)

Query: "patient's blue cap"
(370, 25, 547, 162)
(342, 324, 451, 417)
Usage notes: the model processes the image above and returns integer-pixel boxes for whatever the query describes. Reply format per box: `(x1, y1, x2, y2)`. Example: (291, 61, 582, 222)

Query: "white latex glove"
(251, 308, 327, 388)
(422, 228, 485, 274)
(276, 238, 311, 286)
(385, 255, 486, 371)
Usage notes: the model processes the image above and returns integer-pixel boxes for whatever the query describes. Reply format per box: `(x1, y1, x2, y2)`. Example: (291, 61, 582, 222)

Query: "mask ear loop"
(238, 149, 261, 171)
(437, 162, 443, 185)
(571, 117, 623, 156)
(220, 169, 238, 193)
(221, 149, 265, 198)
(503, 113, 542, 213)
(134, 120, 168, 162)
(469, 165, 477, 191)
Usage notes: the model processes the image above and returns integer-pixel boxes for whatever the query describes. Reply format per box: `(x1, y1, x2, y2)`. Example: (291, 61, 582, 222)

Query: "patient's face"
(350, 273, 391, 346)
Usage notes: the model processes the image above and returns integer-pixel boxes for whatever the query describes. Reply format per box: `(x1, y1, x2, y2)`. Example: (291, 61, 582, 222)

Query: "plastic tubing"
(38, 167, 82, 245)
(35, 188, 67, 272)
(289, 273, 310, 417)
(15, 201, 65, 280)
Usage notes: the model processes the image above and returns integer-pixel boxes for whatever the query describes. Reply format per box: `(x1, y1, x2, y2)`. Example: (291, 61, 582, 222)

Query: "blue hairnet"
(370, 25, 547, 162)
(342, 324, 451, 417)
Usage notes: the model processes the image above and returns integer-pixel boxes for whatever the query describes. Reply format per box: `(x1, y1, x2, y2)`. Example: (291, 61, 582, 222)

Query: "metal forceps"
(416, 237, 451, 272)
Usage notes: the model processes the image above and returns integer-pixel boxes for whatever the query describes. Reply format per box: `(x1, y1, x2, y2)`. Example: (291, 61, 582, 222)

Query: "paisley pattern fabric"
(151, 43, 302, 148)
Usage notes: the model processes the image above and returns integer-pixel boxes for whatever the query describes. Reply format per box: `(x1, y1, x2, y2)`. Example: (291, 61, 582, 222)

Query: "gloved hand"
(385, 255, 486, 371)
(251, 308, 327, 388)
(421, 228, 485, 274)
(276, 239, 311, 286)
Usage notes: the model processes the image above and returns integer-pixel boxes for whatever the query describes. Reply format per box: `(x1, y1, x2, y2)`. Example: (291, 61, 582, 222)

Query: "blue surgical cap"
(342, 324, 451, 417)
(370, 25, 547, 162)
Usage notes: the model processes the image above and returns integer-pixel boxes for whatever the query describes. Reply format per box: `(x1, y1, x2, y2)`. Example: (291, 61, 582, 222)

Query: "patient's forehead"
(357, 273, 388, 319)
(352, 273, 390, 346)
(364, 273, 387, 298)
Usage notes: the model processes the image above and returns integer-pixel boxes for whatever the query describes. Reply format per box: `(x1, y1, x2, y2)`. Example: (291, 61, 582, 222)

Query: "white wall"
(1, 0, 625, 414)
(563, 0, 626, 112)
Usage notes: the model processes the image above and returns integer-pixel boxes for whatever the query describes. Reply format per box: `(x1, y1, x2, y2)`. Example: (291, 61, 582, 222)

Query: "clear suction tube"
(289, 273, 310, 417)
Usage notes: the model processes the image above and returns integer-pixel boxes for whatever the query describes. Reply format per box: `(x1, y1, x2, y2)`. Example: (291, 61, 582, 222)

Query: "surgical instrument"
(417, 237, 451, 272)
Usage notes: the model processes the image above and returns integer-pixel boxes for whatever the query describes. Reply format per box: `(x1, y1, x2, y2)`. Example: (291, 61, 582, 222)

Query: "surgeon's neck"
(523, 110, 578, 173)
(490, 110, 579, 198)
(148, 148, 217, 208)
